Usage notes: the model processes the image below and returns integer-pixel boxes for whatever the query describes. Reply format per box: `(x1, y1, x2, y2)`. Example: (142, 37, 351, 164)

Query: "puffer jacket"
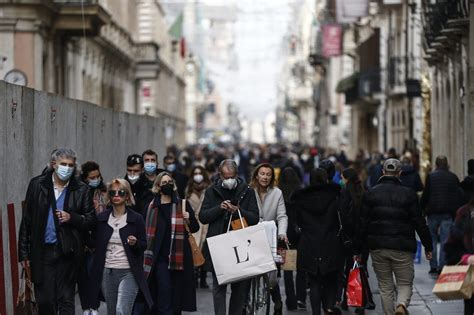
(18, 170, 96, 283)
(360, 176, 432, 254)
(291, 183, 345, 276)
(421, 168, 463, 216)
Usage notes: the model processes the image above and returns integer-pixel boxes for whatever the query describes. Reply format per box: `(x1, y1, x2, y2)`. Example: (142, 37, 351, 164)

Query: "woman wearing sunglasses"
(87, 178, 153, 314)
(144, 171, 200, 314)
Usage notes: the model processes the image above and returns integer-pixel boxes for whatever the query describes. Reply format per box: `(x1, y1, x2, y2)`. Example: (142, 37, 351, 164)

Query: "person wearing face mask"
(125, 154, 151, 216)
(185, 166, 212, 289)
(163, 155, 189, 199)
(199, 159, 260, 315)
(18, 148, 97, 315)
(143, 172, 200, 314)
(79, 161, 108, 315)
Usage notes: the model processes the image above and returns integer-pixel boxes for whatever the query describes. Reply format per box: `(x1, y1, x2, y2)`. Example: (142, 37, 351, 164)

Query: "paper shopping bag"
(281, 249, 297, 271)
(433, 265, 474, 300)
(16, 267, 39, 315)
(207, 223, 277, 285)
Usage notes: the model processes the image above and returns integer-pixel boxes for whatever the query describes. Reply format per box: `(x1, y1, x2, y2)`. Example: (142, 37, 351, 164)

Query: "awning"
(335, 72, 359, 93)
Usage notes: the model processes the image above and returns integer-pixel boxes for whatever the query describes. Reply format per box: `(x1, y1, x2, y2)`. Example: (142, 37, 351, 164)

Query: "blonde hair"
(106, 178, 135, 206)
(151, 172, 178, 194)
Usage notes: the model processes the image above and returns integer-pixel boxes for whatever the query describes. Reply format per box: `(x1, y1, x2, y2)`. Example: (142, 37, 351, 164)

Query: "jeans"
(34, 244, 76, 315)
(371, 249, 414, 315)
(283, 270, 306, 308)
(102, 268, 139, 315)
(428, 214, 453, 270)
(308, 271, 339, 315)
(212, 273, 250, 315)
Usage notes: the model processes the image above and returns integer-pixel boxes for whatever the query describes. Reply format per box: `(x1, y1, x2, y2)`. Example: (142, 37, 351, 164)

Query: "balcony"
(53, 0, 111, 36)
(422, 0, 470, 65)
(336, 69, 381, 105)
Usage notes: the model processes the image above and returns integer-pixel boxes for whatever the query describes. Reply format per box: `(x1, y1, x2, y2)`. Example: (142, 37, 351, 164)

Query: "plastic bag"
(346, 262, 363, 307)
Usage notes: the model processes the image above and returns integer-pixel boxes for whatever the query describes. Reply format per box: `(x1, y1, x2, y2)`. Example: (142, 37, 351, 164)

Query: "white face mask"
(127, 174, 140, 184)
(193, 174, 204, 184)
(222, 178, 237, 190)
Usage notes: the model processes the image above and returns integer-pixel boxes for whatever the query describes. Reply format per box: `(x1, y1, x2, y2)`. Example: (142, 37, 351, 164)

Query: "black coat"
(199, 179, 260, 239)
(145, 195, 200, 312)
(18, 170, 96, 283)
(291, 183, 345, 276)
(360, 176, 433, 253)
(421, 169, 464, 216)
(171, 171, 189, 199)
(86, 208, 153, 309)
(400, 165, 424, 192)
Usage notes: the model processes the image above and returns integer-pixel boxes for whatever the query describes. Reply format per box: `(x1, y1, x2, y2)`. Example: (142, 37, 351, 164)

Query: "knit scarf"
(144, 197, 185, 279)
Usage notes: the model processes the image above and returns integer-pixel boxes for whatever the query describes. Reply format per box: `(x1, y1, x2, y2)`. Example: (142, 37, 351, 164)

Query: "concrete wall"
(0, 81, 166, 314)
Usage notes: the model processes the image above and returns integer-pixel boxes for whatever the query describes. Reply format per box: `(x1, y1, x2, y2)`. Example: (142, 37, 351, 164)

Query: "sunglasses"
(108, 190, 127, 197)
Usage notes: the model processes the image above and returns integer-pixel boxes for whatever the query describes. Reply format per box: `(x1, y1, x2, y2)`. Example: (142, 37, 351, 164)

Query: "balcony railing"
(422, 0, 470, 64)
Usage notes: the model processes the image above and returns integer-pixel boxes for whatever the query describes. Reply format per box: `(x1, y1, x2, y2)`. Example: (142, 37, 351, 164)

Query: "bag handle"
(182, 199, 191, 234)
(352, 260, 360, 270)
(227, 209, 245, 232)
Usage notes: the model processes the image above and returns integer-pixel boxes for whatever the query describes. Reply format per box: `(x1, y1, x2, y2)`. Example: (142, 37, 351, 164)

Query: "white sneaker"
(91, 310, 99, 315)
(83, 311, 91, 315)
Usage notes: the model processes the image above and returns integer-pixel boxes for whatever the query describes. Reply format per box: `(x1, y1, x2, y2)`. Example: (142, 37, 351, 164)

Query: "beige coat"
(188, 191, 208, 248)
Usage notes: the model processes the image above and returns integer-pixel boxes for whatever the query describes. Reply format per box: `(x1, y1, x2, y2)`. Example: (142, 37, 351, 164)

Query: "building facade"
(0, 0, 186, 146)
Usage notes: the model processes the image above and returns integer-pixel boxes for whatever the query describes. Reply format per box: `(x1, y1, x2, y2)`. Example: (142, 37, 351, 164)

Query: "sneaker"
(428, 267, 438, 274)
(395, 304, 409, 315)
(297, 300, 307, 310)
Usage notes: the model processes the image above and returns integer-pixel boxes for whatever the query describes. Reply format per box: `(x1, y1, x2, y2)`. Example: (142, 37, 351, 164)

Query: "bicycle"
(247, 272, 271, 315)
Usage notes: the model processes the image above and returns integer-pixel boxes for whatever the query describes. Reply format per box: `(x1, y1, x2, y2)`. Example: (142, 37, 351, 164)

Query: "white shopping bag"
(258, 221, 278, 259)
(207, 211, 277, 285)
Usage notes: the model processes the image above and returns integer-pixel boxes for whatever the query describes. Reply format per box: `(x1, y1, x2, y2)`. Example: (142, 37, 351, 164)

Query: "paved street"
(75, 256, 465, 314)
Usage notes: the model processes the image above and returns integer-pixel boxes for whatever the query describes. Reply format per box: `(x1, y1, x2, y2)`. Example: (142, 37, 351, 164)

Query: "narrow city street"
(76, 256, 464, 314)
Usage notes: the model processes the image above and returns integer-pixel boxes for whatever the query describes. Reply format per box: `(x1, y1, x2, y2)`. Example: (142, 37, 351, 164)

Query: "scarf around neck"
(144, 196, 185, 279)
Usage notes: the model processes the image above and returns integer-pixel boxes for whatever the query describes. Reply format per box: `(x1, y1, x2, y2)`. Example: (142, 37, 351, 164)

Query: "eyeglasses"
(108, 190, 127, 197)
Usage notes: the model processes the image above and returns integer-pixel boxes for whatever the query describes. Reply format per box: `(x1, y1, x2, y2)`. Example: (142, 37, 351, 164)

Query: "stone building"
(0, 0, 187, 146)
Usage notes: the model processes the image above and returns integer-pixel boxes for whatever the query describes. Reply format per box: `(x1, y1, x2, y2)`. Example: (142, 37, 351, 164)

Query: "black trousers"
(34, 244, 77, 315)
(283, 270, 307, 308)
(308, 271, 339, 315)
(465, 297, 474, 315)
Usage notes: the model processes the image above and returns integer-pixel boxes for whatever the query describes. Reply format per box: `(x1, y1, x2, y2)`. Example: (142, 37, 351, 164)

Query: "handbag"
(230, 185, 250, 230)
(280, 243, 297, 271)
(183, 200, 205, 267)
(16, 266, 39, 315)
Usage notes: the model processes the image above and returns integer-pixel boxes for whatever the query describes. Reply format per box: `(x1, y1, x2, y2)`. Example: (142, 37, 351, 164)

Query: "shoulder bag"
(183, 199, 206, 267)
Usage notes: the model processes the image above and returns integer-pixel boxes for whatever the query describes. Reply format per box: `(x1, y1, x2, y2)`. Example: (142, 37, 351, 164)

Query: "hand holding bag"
(207, 209, 277, 285)
(183, 199, 206, 267)
(16, 266, 39, 315)
(280, 243, 297, 271)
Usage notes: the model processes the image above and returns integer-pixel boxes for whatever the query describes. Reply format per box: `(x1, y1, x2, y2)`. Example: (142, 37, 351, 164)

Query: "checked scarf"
(144, 198, 185, 279)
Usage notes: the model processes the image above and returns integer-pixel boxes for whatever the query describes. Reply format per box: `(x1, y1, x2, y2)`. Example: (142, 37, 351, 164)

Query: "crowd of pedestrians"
(17, 144, 474, 315)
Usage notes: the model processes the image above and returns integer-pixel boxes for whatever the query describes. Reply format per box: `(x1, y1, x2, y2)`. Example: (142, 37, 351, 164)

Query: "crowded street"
(1, 0, 474, 315)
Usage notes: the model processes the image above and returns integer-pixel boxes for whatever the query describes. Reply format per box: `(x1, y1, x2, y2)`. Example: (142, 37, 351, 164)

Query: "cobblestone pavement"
(76, 256, 465, 314)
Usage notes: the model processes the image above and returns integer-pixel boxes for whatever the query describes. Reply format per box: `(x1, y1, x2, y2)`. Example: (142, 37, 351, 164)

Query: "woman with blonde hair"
(144, 172, 200, 314)
(87, 178, 153, 315)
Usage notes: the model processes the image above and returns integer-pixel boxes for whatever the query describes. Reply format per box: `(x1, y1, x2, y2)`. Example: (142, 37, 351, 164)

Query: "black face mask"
(160, 183, 174, 196)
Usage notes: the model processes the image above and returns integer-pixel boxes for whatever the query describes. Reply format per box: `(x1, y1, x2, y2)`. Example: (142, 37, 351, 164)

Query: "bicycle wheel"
(249, 275, 271, 315)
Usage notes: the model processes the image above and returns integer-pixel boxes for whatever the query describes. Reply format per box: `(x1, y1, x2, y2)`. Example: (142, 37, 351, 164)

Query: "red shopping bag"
(346, 262, 363, 307)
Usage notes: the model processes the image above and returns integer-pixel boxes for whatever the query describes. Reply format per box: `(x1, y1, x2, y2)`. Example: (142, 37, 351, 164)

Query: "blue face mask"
(166, 164, 176, 173)
(144, 162, 157, 175)
(56, 165, 74, 181)
(88, 177, 101, 188)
